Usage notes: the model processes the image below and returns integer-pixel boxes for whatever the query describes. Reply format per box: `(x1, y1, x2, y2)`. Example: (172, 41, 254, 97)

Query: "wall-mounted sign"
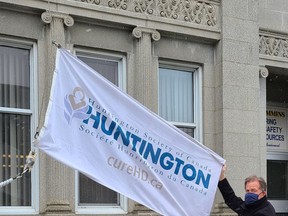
(266, 108, 287, 151)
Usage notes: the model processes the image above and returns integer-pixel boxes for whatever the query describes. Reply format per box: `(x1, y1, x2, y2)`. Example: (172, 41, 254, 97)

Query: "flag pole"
(52, 40, 61, 48)
(33, 40, 61, 142)
(0, 150, 36, 188)
(1, 41, 59, 188)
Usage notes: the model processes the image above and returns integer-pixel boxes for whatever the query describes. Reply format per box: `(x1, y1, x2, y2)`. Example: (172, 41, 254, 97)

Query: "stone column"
(40, 11, 75, 214)
(40, 11, 74, 127)
(213, 0, 260, 214)
(259, 66, 269, 177)
(130, 27, 161, 214)
(131, 27, 161, 113)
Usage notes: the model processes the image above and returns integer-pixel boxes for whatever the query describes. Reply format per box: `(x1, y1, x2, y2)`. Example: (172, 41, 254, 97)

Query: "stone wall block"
(203, 63, 215, 87)
(215, 110, 224, 134)
(267, 0, 288, 12)
(283, 13, 288, 32)
(215, 86, 223, 110)
(223, 133, 259, 157)
(223, 86, 258, 110)
(248, 42, 260, 66)
(223, 156, 261, 191)
(223, 110, 259, 134)
(215, 132, 224, 155)
(204, 86, 215, 111)
(204, 133, 216, 152)
(222, 39, 250, 64)
(222, 63, 259, 88)
(259, 9, 283, 32)
(223, 18, 259, 43)
(222, 0, 248, 19)
(204, 110, 215, 133)
(248, 0, 259, 21)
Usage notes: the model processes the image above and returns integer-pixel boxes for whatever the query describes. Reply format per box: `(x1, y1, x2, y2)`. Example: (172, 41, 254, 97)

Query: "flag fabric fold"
(35, 47, 225, 216)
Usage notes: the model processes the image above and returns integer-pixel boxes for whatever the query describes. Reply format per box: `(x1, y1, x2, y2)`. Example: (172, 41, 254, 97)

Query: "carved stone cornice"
(132, 27, 161, 41)
(259, 34, 288, 59)
(41, 11, 74, 27)
(75, 0, 218, 27)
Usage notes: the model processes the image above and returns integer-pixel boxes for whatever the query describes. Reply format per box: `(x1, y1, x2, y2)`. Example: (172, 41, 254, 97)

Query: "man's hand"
(219, 164, 227, 181)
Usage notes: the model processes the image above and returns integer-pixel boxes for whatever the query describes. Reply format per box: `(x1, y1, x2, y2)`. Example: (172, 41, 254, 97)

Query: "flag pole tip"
(52, 41, 62, 48)
(34, 126, 40, 139)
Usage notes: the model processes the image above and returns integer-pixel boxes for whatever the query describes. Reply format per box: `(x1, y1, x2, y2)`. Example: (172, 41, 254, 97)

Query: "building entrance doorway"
(266, 66, 288, 214)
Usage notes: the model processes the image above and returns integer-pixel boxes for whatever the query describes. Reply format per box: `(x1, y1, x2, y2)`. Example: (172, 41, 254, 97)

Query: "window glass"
(79, 173, 118, 205)
(159, 68, 193, 123)
(78, 56, 118, 84)
(0, 45, 32, 206)
(0, 46, 30, 109)
(267, 160, 288, 200)
(77, 54, 120, 206)
(177, 126, 194, 137)
(159, 65, 196, 137)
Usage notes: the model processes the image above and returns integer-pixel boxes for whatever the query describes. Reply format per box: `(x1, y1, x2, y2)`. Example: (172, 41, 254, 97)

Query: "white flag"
(35, 48, 225, 216)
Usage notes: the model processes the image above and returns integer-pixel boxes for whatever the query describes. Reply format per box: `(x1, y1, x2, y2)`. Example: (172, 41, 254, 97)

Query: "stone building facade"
(0, 0, 287, 215)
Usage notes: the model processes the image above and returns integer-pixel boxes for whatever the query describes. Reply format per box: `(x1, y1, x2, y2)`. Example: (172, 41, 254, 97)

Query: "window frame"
(0, 37, 39, 214)
(74, 47, 128, 214)
(266, 152, 288, 212)
(158, 60, 203, 142)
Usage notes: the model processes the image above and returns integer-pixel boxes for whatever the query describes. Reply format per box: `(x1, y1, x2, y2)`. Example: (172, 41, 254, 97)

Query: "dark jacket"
(218, 178, 276, 216)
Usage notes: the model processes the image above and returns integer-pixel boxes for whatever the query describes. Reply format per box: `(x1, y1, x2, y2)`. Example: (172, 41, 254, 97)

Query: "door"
(267, 152, 288, 213)
(266, 66, 288, 214)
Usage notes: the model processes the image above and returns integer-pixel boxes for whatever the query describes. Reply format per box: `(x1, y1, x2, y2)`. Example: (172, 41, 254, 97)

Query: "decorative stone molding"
(259, 66, 269, 78)
(259, 34, 288, 59)
(132, 27, 161, 41)
(75, 0, 218, 27)
(41, 11, 74, 27)
(81, 0, 100, 4)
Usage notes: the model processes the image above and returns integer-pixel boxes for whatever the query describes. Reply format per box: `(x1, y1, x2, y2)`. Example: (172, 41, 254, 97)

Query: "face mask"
(244, 193, 259, 205)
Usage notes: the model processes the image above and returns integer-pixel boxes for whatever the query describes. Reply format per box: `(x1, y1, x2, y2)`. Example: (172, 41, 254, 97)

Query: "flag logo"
(64, 87, 90, 124)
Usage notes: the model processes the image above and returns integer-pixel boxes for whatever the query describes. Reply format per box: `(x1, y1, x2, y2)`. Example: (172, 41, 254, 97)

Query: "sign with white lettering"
(266, 108, 287, 151)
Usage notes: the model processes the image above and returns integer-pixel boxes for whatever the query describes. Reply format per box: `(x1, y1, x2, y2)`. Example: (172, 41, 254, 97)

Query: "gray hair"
(244, 175, 267, 192)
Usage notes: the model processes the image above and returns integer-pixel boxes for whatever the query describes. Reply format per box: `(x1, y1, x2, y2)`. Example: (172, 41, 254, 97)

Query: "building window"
(75, 48, 127, 214)
(159, 62, 202, 141)
(0, 41, 37, 214)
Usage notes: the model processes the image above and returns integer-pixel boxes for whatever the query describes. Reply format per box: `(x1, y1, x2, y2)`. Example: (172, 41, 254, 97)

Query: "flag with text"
(36, 48, 225, 216)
